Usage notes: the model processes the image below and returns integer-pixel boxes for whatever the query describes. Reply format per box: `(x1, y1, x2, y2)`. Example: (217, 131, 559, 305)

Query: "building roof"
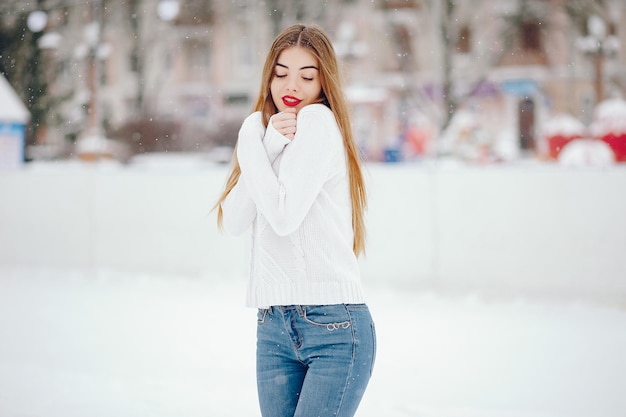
(0, 74, 30, 124)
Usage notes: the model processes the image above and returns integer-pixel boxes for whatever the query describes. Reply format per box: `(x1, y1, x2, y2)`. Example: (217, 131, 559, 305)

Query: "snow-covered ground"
(1, 157, 626, 416)
(1, 266, 625, 417)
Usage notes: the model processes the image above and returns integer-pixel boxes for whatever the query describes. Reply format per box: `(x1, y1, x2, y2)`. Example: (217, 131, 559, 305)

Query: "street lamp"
(576, 14, 620, 105)
(26, 0, 179, 160)
(28, 1, 109, 161)
(26, 10, 48, 33)
(70, 0, 113, 161)
(25, 8, 59, 160)
(78, 0, 179, 159)
(27, 9, 62, 50)
(157, 0, 180, 22)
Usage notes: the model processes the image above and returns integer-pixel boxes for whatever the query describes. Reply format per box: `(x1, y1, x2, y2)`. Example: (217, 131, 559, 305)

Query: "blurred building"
(11, 0, 626, 161)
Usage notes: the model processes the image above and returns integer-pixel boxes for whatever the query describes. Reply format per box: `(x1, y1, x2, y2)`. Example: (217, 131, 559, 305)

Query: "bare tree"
(0, 0, 49, 151)
(440, 0, 456, 131)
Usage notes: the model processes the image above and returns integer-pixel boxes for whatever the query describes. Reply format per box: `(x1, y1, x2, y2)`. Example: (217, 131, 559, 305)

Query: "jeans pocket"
(302, 305, 352, 330)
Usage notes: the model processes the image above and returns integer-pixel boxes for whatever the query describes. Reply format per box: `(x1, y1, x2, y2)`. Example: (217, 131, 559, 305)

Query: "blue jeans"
(256, 304, 376, 417)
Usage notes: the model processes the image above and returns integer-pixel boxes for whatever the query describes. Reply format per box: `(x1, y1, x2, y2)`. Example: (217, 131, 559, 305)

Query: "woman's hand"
(271, 107, 297, 140)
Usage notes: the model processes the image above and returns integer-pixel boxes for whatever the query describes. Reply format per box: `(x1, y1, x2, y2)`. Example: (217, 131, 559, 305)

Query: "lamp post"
(67, 0, 179, 160)
(84, 2, 102, 144)
(26, 6, 56, 159)
(27, 0, 179, 160)
(577, 14, 620, 105)
(29, 0, 109, 161)
(72, 0, 115, 161)
(157, 0, 180, 22)
(26, 10, 48, 33)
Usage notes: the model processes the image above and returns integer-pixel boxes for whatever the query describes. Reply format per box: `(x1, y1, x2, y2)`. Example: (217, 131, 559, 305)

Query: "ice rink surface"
(1, 267, 625, 417)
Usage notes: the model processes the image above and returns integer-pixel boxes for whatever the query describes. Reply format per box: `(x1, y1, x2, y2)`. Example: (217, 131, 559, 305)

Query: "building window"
(225, 93, 249, 107)
(184, 40, 210, 81)
(390, 23, 413, 71)
(177, 0, 213, 25)
(190, 42, 209, 68)
(457, 25, 471, 53)
(521, 21, 541, 51)
(380, 0, 419, 9)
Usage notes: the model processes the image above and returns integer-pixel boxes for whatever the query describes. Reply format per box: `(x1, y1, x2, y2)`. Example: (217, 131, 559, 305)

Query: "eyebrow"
(276, 63, 319, 71)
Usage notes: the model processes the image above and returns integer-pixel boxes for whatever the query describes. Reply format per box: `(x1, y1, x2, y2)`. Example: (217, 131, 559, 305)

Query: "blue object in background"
(0, 123, 26, 168)
(384, 147, 402, 163)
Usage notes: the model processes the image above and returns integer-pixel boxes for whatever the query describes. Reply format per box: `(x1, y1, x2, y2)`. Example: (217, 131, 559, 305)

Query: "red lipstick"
(282, 95, 302, 107)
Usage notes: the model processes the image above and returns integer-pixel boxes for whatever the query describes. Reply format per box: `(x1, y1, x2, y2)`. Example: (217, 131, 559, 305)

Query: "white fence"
(1, 162, 625, 303)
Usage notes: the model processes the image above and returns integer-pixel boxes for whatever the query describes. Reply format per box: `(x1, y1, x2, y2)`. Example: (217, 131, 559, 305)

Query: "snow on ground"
(1, 266, 625, 417)
(1, 155, 625, 416)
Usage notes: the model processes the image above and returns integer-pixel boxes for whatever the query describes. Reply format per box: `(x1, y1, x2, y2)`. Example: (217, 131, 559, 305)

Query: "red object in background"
(406, 126, 429, 156)
(548, 134, 582, 159)
(542, 114, 585, 160)
(600, 133, 626, 162)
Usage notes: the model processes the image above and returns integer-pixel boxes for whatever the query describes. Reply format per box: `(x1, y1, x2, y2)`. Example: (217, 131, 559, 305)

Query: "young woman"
(214, 24, 375, 417)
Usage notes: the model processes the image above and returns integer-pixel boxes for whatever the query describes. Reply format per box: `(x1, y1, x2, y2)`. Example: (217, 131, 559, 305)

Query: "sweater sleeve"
(219, 113, 266, 236)
(220, 177, 256, 236)
(237, 104, 341, 236)
(263, 115, 291, 164)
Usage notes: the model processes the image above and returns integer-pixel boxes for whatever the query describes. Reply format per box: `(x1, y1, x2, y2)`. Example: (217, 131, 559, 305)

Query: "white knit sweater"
(221, 104, 365, 308)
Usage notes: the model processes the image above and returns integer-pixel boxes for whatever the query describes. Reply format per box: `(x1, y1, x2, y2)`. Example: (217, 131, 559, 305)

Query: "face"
(270, 46, 322, 113)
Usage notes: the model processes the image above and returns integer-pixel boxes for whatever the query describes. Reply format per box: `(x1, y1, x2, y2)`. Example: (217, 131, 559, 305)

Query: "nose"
(286, 75, 298, 92)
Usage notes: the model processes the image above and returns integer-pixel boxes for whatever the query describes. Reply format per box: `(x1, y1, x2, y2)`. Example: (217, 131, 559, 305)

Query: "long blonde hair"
(215, 24, 367, 256)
